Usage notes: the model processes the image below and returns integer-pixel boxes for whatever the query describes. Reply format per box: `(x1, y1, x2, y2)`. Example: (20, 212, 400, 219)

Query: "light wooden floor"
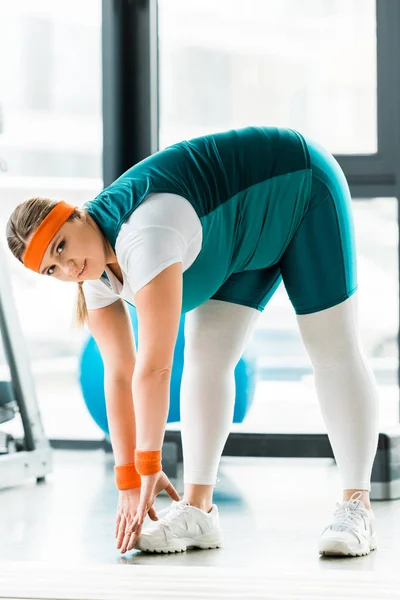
(0, 450, 400, 598)
(1, 561, 400, 600)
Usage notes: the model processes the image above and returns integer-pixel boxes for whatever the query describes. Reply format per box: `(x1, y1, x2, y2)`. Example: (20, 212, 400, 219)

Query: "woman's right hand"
(116, 487, 149, 554)
(115, 471, 180, 554)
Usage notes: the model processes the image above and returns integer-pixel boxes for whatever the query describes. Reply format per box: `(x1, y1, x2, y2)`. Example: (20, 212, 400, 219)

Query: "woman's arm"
(104, 377, 136, 465)
(86, 299, 137, 465)
(132, 262, 183, 451)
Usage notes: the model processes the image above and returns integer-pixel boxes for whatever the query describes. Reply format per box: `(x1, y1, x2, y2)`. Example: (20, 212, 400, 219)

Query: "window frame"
(101, 0, 400, 443)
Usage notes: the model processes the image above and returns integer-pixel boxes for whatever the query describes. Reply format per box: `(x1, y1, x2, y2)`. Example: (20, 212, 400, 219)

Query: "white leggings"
(180, 293, 379, 491)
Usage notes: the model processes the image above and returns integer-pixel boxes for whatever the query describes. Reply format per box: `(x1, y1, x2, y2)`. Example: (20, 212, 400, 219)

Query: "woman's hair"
(6, 197, 88, 326)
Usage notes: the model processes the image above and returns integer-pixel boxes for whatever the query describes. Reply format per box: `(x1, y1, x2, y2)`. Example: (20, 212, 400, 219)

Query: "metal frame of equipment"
(0, 243, 52, 490)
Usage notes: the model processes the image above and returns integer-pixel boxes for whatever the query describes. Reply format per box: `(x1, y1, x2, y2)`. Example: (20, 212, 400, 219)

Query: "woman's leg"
(279, 136, 379, 512)
(180, 299, 261, 511)
(296, 293, 379, 507)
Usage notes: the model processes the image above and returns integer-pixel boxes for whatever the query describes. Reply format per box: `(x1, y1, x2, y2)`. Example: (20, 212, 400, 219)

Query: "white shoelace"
(155, 501, 191, 530)
(328, 492, 369, 538)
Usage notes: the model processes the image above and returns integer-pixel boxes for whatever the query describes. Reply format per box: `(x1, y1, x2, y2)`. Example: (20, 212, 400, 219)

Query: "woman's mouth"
(78, 260, 86, 278)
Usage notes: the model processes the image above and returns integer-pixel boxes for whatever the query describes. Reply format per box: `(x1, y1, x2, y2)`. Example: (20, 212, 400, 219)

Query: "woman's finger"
(165, 480, 180, 501)
(115, 514, 121, 538)
(127, 522, 143, 552)
(126, 531, 136, 552)
(124, 516, 135, 550)
(131, 502, 148, 533)
(132, 512, 144, 533)
(148, 506, 158, 521)
(116, 515, 127, 549)
(121, 524, 133, 554)
(129, 514, 140, 535)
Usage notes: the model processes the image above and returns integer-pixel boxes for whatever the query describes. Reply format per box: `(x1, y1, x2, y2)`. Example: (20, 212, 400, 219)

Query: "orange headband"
(23, 201, 77, 273)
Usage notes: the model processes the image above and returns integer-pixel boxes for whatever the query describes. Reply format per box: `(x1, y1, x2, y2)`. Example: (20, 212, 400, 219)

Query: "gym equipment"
(0, 242, 52, 489)
(79, 304, 256, 435)
(0, 381, 15, 426)
(0, 381, 23, 455)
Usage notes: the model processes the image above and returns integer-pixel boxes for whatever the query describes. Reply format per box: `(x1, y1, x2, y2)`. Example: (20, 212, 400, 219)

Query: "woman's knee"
(183, 340, 238, 376)
(296, 297, 362, 368)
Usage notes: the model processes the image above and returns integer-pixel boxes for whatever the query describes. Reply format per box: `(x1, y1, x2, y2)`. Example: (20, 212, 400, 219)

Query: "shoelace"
(331, 502, 366, 530)
(156, 502, 191, 530)
(327, 493, 369, 539)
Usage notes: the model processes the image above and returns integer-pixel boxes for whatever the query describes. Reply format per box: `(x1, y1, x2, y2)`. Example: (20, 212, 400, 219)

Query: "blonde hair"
(6, 197, 88, 326)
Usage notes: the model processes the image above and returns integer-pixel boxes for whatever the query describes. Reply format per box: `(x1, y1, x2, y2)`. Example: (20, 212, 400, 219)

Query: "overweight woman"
(6, 127, 379, 557)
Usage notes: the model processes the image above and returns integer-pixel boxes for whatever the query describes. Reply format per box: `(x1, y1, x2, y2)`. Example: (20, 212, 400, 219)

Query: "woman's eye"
(47, 240, 65, 275)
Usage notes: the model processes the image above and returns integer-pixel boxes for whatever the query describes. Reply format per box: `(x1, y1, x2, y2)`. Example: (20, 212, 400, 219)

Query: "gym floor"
(0, 450, 399, 572)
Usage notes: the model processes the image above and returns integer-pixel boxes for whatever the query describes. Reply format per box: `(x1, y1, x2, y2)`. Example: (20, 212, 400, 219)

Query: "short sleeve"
(115, 192, 201, 296)
(82, 278, 119, 310)
(117, 225, 186, 295)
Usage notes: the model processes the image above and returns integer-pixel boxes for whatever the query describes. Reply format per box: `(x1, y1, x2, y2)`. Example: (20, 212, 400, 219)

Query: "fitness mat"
(0, 561, 399, 600)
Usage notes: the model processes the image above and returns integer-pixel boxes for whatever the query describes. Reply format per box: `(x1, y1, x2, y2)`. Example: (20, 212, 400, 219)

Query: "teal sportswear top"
(85, 126, 312, 313)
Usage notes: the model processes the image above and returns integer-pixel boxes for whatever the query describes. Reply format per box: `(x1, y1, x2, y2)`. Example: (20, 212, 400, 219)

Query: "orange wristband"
(135, 450, 162, 475)
(114, 463, 141, 490)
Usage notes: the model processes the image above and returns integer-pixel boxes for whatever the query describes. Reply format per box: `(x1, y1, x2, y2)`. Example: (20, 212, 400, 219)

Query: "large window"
(1, 0, 398, 444)
(0, 0, 103, 440)
(158, 0, 399, 435)
(159, 0, 377, 154)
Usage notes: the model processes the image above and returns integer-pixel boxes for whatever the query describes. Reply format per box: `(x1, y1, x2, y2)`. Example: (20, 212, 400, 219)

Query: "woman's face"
(32, 213, 110, 282)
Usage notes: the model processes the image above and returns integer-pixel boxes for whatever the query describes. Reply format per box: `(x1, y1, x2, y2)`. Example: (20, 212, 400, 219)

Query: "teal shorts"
(211, 137, 358, 315)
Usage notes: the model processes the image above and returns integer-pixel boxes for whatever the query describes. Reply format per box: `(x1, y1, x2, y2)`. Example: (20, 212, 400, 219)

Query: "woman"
(6, 126, 379, 557)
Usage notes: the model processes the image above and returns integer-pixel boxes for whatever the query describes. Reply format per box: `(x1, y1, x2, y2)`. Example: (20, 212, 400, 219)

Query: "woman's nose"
(61, 259, 77, 277)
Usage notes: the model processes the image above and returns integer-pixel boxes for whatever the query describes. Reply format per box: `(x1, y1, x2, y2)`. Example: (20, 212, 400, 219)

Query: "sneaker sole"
(319, 536, 377, 557)
(135, 531, 223, 554)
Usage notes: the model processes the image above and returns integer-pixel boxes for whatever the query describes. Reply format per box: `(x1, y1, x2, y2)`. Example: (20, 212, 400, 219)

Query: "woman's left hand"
(129, 471, 180, 534)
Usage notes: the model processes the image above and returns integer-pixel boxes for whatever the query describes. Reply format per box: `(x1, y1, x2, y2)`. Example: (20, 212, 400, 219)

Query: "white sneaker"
(319, 491, 378, 557)
(134, 500, 223, 554)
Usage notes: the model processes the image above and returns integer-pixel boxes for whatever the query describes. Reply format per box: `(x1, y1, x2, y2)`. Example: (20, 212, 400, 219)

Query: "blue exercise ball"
(79, 304, 255, 434)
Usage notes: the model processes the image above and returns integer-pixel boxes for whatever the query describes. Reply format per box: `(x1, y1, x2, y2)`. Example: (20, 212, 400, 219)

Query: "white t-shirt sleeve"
(82, 277, 119, 310)
(119, 225, 186, 294)
(116, 193, 201, 295)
